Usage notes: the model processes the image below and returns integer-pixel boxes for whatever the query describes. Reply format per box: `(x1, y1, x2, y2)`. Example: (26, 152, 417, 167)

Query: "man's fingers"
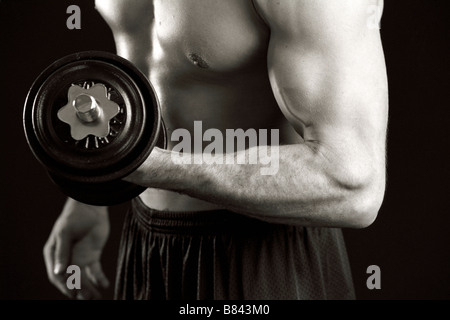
(54, 233, 70, 275)
(43, 238, 56, 282)
(43, 235, 74, 298)
(76, 270, 102, 300)
(86, 262, 110, 289)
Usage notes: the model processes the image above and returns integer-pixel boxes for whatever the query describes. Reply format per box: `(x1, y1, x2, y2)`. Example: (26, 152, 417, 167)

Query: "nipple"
(188, 53, 209, 69)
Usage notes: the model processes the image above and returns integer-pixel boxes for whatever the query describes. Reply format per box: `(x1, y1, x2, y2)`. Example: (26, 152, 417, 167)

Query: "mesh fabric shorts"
(114, 197, 355, 300)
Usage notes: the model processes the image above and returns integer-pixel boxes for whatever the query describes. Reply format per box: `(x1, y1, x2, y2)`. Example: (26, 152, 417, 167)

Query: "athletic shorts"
(114, 197, 355, 300)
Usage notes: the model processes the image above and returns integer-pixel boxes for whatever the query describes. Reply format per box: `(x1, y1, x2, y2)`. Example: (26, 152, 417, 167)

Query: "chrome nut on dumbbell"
(23, 51, 166, 206)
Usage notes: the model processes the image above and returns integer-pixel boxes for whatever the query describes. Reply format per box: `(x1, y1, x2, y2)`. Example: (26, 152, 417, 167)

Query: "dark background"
(1, 0, 449, 300)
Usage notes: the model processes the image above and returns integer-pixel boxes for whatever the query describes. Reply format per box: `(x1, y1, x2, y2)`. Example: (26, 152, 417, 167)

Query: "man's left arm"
(124, 0, 388, 228)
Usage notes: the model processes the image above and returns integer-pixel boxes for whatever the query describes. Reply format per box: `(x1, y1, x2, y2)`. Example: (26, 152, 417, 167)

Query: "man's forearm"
(124, 143, 384, 228)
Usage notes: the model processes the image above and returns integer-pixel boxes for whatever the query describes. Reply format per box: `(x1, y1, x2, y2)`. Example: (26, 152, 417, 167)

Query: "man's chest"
(97, 0, 269, 73)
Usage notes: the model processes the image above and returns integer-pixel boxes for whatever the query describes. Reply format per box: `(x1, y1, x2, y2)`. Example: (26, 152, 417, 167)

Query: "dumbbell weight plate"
(23, 51, 164, 205)
(48, 120, 166, 206)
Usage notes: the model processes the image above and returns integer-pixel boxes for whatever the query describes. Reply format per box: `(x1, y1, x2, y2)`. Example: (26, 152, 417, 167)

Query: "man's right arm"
(44, 0, 151, 299)
(43, 198, 110, 299)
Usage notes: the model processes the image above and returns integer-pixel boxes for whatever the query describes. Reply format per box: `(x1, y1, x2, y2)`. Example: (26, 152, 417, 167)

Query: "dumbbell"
(23, 51, 166, 206)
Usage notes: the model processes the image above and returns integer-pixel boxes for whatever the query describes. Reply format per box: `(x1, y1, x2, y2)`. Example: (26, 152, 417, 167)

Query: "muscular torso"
(96, 0, 302, 210)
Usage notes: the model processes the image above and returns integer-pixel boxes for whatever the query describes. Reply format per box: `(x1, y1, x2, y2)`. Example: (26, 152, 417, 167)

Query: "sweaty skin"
(96, 0, 388, 226)
(44, 0, 388, 299)
(96, 0, 304, 212)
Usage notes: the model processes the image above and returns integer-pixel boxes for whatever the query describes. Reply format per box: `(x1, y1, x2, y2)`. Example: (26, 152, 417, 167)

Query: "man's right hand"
(43, 198, 110, 299)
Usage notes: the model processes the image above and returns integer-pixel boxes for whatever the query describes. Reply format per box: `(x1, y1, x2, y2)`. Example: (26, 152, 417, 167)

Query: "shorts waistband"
(131, 197, 269, 233)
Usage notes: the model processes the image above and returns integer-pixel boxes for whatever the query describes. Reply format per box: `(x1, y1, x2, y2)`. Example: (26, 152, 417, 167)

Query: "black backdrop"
(1, 0, 449, 300)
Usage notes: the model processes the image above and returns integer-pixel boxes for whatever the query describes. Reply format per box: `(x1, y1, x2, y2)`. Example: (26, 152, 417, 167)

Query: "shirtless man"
(43, 0, 388, 300)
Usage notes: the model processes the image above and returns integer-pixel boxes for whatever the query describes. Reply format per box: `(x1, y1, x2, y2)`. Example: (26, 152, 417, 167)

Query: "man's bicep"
(267, 35, 388, 144)
(257, 0, 388, 146)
